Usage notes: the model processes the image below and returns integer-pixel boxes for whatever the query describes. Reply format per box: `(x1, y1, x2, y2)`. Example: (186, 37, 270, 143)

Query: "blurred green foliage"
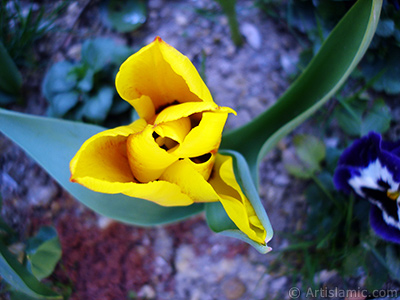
(0, 195, 63, 299)
(0, 0, 66, 106)
(256, 0, 400, 94)
(100, 0, 147, 33)
(279, 133, 400, 291)
(0, 0, 66, 66)
(42, 38, 135, 126)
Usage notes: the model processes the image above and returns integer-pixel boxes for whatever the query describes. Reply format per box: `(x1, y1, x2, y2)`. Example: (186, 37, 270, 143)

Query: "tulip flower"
(334, 132, 400, 244)
(70, 37, 267, 244)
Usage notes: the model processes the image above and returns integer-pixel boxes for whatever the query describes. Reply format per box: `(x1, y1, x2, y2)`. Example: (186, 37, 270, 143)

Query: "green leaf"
(0, 41, 22, 95)
(0, 90, 17, 105)
(221, 0, 382, 183)
(80, 86, 114, 122)
(81, 38, 133, 72)
(375, 18, 395, 37)
(360, 98, 391, 135)
(335, 98, 391, 136)
(47, 91, 80, 118)
(42, 61, 77, 101)
(101, 0, 147, 33)
(360, 46, 400, 94)
(284, 135, 325, 179)
(386, 244, 400, 281)
(0, 240, 61, 299)
(76, 68, 94, 92)
(0, 108, 204, 226)
(205, 150, 273, 254)
(26, 227, 62, 281)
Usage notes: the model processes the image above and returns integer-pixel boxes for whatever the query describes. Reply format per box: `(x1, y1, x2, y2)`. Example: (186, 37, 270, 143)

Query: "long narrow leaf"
(0, 41, 22, 95)
(0, 109, 203, 226)
(221, 0, 382, 182)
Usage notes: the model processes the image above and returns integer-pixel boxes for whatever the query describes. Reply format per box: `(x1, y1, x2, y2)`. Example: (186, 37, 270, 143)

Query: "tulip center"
(190, 153, 212, 164)
(152, 132, 179, 151)
(155, 100, 180, 114)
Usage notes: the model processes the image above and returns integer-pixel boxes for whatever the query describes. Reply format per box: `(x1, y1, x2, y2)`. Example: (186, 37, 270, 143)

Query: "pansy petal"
(160, 160, 220, 203)
(127, 125, 177, 182)
(116, 37, 213, 114)
(70, 119, 147, 185)
(155, 117, 191, 144)
(208, 154, 267, 244)
(172, 111, 230, 158)
(370, 205, 400, 244)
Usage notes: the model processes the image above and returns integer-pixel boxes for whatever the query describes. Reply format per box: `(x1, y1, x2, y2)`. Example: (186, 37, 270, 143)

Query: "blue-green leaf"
(42, 61, 77, 101)
(0, 108, 203, 226)
(47, 91, 80, 118)
(81, 38, 133, 71)
(26, 227, 62, 281)
(205, 150, 273, 254)
(80, 86, 114, 122)
(101, 0, 147, 33)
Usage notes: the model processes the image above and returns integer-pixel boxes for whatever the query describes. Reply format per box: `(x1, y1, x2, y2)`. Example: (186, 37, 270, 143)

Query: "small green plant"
(281, 128, 400, 291)
(42, 38, 134, 126)
(0, 0, 66, 66)
(0, 0, 66, 106)
(0, 195, 62, 299)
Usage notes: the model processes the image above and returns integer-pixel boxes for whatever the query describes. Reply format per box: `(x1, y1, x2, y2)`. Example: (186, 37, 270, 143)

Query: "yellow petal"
(154, 102, 235, 125)
(125, 95, 155, 123)
(72, 175, 193, 207)
(186, 153, 216, 181)
(115, 37, 213, 116)
(160, 159, 220, 203)
(208, 154, 267, 244)
(154, 117, 191, 144)
(70, 119, 147, 185)
(127, 124, 178, 182)
(172, 111, 229, 158)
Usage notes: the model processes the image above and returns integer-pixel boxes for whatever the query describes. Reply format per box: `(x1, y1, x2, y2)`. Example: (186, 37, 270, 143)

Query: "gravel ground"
(1, 1, 395, 300)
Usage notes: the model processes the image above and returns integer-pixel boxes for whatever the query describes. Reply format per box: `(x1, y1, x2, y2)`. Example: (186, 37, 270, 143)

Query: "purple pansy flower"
(334, 132, 400, 244)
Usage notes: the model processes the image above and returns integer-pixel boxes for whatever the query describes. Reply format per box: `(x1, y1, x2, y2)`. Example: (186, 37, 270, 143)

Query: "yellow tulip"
(70, 37, 267, 244)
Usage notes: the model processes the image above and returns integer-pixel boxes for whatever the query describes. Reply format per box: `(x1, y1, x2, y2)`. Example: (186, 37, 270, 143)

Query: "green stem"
(311, 174, 342, 210)
(215, 0, 243, 47)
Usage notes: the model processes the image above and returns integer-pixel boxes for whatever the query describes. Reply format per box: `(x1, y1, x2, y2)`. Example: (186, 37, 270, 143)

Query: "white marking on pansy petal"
(349, 159, 399, 197)
(348, 159, 400, 230)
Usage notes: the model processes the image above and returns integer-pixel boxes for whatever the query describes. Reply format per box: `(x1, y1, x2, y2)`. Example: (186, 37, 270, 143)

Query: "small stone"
(175, 14, 188, 26)
(314, 269, 338, 284)
(280, 54, 297, 75)
(138, 285, 156, 299)
(269, 276, 287, 295)
(67, 43, 81, 61)
(222, 277, 246, 300)
(97, 216, 113, 229)
(241, 23, 262, 50)
(26, 183, 58, 206)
